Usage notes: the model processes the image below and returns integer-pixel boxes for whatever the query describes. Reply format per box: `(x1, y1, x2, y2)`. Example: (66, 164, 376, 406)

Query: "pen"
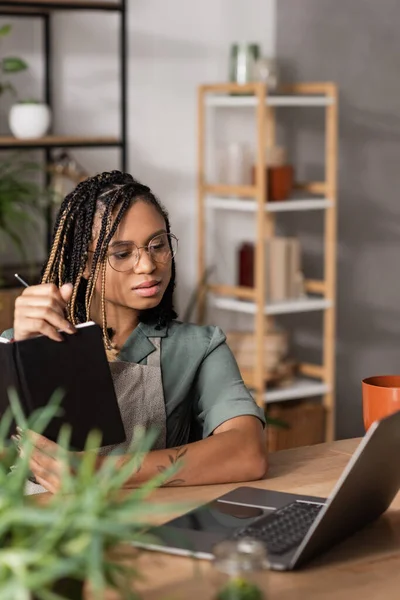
(14, 273, 29, 288)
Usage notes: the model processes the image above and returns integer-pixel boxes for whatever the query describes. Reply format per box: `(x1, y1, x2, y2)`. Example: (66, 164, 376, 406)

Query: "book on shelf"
(268, 237, 288, 302)
(266, 236, 304, 302)
(238, 237, 305, 302)
(287, 237, 303, 299)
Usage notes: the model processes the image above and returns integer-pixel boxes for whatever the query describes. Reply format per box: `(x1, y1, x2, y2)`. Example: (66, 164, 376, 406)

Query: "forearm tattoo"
(157, 446, 188, 486)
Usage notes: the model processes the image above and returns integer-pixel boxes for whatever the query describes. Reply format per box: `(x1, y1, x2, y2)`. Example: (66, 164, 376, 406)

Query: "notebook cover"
(2, 323, 126, 451)
(0, 340, 25, 417)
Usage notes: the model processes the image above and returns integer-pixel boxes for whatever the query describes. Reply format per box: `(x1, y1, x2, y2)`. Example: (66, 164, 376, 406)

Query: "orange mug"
(362, 375, 400, 431)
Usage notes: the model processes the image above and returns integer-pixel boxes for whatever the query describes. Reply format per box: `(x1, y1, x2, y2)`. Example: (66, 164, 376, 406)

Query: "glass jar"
(215, 142, 252, 186)
(229, 44, 261, 84)
(253, 57, 279, 91)
(212, 538, 268, 599)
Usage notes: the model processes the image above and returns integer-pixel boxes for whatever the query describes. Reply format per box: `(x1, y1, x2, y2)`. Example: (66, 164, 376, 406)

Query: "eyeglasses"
(107, 232, 178, 272)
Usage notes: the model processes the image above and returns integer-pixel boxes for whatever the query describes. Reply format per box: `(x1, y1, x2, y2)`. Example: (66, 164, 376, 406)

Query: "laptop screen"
(167, 501, 268, 535)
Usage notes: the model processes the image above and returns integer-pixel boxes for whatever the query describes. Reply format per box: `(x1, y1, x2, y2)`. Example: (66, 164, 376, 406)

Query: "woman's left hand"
(27, 431, 77, 494)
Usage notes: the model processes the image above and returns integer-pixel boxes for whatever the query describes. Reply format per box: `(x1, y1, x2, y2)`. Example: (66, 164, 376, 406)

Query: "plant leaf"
(2, 57, 28, 73)
(0, 391, 193, 599)
(0, 24, 12, 37)
(0, 154, 53, 257)
(0, 82, 16, 96)
(88, 533, 105, 599)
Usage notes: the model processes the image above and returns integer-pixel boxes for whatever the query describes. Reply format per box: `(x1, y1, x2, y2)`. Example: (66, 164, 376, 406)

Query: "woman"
(2, 171, 267, 493)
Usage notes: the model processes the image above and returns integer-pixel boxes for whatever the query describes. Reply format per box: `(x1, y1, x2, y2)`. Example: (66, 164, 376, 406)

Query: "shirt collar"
(138, 321, 169, 339)
(117, 321, 169, 364)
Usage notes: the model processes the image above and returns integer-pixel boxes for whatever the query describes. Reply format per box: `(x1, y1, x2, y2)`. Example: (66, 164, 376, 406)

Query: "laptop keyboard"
(231, 501, 324, 555)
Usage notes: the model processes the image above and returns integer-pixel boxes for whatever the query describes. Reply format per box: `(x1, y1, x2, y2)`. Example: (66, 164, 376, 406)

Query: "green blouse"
(1, 321, 265, 448)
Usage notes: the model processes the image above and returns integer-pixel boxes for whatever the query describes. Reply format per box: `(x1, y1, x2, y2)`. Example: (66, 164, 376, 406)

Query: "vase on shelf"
(9, 101, 51, 139)
(229, 43, 260, 89)
(216, 143, 252, 186)
(251, 146, 294, 202)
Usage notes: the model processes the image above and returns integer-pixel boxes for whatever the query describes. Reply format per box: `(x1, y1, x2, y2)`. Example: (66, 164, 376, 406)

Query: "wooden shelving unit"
(197, 82, 338, 442)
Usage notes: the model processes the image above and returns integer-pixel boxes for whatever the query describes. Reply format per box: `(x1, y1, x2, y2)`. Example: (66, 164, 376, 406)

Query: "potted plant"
(0, 24, 28, 98)
(0, 154, 47, 285)
(0, 25, 47, 282)
(0, 392, 181, 599)
(0, 24, 51, 139)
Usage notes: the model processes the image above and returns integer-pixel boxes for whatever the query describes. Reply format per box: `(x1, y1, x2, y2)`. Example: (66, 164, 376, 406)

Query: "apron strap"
(147, 337, 162, 368)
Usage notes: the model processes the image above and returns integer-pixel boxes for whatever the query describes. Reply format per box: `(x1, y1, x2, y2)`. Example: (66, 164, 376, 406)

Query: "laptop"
(140, 409, 400, 570)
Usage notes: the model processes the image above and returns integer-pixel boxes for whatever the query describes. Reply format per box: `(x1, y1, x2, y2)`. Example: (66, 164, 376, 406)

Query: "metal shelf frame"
(0, 0, 127, 249)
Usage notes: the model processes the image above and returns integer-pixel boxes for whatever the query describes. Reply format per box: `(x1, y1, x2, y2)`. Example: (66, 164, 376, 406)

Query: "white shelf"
(262, 378, 331, 404)
(211, 295, 332, 315)
(206, 196, 333, 213)
(206, 95, 334, 108)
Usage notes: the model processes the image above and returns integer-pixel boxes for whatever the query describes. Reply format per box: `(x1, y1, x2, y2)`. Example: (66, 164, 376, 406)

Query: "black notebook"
(0, 322, 126, 450)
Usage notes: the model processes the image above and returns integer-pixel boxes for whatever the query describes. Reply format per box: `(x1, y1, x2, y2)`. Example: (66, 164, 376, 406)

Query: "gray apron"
(25, 338, 166, 494)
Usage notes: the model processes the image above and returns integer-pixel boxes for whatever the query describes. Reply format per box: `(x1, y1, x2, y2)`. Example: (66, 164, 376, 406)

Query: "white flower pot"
(9, 103, 51, 139)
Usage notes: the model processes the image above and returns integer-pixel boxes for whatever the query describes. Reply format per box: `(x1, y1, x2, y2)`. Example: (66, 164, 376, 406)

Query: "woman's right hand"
(13, 283, 76, 342)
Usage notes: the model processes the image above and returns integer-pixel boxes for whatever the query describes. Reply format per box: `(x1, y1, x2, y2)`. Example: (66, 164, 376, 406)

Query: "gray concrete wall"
(276, 0, 400, 438)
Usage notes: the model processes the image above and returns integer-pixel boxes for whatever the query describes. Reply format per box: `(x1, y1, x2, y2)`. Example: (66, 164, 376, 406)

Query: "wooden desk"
(127, 439, 400, 600)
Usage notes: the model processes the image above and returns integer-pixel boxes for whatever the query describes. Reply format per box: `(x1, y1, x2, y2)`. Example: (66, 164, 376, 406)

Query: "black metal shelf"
(0, 1, 122, 14)
(0, 136, 123, 150)
(0, 0, 127, 251)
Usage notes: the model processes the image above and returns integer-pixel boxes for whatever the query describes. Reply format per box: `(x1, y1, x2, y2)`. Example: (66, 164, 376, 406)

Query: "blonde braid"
(85, 191, 122, 320)
(57, 217, 73, 285)
(42, 171, 146, 329)
(100, 258, 116, 361)
(85, 257, 102, 319)
(68, 265, 85, 325)
(100, 209, 119, 360)
(42, 189, 83, 284)
(41, 212, 68, 283)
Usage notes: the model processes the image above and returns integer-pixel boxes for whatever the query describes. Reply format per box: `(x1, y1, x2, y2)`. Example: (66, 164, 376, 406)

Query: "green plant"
(0, 155, 47, 260)
(0, 391, 182, 600)
(215, 576, 264, 600)
(0, 24, 28, 97)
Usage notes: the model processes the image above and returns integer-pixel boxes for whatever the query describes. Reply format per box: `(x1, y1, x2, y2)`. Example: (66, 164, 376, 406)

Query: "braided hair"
(41, 170, 177, 351)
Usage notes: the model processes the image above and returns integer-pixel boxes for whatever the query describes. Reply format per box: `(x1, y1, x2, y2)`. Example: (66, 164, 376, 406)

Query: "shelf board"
(204, 184, 256, 198)
(211, 295, 332, 315)
(205, 94, 334, 108)
(0, 135, 122, 149)
(207, 95, 334, 108)
(262, 378, 331, 404)
(0, 0, 122, 13)
(206, 196, 333, 213)
(208, 284, 255, 301)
